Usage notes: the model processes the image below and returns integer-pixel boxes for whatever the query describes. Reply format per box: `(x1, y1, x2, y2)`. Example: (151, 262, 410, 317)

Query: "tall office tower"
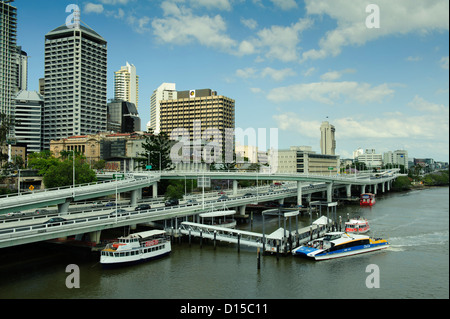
(320, 121, 336, 155)
(43, 22, 107, 149)
(114, 62, 139, 108)
(13, 46, 27, 92)
(150, 83, 177, 134)
(107, 99, 141, 133)
(159, 88, 235, 151)
(13, 90, 44, 155)
(0, 0, 17, 118)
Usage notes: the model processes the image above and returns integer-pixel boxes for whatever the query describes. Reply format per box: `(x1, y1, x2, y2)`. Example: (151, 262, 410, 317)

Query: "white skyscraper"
(43, 23, 107, 149)
(114, 62, 139, 108)
(320, 121, 336, 155)
(150, 83, 177, 134)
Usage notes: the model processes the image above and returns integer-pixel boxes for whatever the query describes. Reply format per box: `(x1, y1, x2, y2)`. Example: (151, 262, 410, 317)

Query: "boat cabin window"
(324, 234, 341, 241)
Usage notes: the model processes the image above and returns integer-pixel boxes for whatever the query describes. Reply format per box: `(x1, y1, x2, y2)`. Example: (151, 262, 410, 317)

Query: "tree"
(28, 151, 60, 176)
(43, 156, 97, 189)
(136, 129, 174, 171)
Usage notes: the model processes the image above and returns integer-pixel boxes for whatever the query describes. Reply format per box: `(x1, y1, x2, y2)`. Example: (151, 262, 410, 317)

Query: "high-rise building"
(150, 83, 177, 134)
(159, 88, 235, 151)
(13, 45, 27, 93)
(43, 22, 107, 149)
(0, 0, 17, 118)
(320, 121, 336, 155)
(114, 62, 139, 108)
(13, 90, 44, 155)
(107, 99, 141, 133)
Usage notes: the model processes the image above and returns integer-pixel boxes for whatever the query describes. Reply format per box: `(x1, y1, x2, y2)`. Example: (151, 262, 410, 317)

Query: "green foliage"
(392, 176, 413, 191)
(136, 129, 174, 171)
(422, 170, 449, 186)
(28, 151, 97, 189)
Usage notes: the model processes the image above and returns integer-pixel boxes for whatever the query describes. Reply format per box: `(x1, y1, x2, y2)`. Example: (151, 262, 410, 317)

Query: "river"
(0, 187, 448, 300)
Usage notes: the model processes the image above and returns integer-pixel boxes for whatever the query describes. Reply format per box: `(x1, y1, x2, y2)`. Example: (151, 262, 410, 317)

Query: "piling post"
(214, 231, 217, 250)
(189, 229, 192, 246)
(257, 247, 261, 270)
(276, 241, 280, 261)
(200, 230, 203, 248)
(237, 233, 241, 253)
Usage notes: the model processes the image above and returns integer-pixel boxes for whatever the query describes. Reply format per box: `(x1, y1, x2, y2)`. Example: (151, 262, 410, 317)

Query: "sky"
(13, 0, 450, 162)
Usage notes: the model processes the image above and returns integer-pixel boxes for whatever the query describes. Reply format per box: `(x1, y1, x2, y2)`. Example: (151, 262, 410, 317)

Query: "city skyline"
(11, 0, 450, 161)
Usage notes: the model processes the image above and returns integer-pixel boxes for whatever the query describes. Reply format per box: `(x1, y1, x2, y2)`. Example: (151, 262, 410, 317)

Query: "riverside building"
(42, 22, 107, 149)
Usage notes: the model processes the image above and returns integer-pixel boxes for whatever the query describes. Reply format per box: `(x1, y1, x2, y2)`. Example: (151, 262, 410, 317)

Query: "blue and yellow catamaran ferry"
(292, 232, 389, 261)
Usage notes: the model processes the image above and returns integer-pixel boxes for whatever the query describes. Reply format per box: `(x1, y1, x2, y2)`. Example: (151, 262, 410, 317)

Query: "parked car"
(43, 217, 67, 226)
(135, 204, 151, 211)
(165, 199, 179, 207)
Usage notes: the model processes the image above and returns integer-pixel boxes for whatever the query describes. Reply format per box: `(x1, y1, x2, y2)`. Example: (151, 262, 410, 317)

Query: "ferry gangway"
(178, 217, 330, 254)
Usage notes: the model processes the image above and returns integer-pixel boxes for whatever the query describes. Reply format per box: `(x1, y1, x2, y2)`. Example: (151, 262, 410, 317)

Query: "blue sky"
(14, 0, 449, 161)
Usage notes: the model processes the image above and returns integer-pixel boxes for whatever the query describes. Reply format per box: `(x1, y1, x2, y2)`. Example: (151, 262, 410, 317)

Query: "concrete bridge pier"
(373, 183, 378, 195)
(381, 182, 385, 193)
(239, 205, 246, 216)
(327, 182, 333, 203)
(89, 230, 102, 245)
(361, 184, 367, 194)
(233, 180, 238, 196)
(58, 199, 72, 215)
(130, 189, 140, 206)
(346, 184, 352, 198)
(278, 198, 285, 206)
(152, 183, 158, 199)
(297, 181, 303, 207)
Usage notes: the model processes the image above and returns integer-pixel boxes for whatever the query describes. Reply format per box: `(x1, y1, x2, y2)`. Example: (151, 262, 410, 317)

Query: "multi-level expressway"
(0, 170, 398, 249)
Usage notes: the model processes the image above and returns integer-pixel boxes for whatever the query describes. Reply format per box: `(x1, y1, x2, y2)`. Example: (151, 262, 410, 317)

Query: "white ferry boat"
(100, 230, 171, 267)
(292, 232, 389, 261)
(345, 217, 370, 234)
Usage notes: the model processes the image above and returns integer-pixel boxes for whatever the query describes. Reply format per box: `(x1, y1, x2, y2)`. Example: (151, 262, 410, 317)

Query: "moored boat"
(100, 230, 171, 267)
(345, 217, 370, 234)
(360, 193, 376, 206)
(292, 232, 389, 261)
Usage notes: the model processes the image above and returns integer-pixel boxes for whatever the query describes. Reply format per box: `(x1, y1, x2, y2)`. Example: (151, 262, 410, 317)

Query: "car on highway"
(35, 209, 50, 215)
(218, 195, 229, 200)
(135, 204, 151, 211)
(165, 199, 179, 207)
(243, 193, 254, 197)
(109, 209, 129, 217)
(43, 217, 67, 226)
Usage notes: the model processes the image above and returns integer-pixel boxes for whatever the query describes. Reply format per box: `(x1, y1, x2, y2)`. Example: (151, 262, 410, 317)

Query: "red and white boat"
(345, 218, 370, 234)
(360, 193, 376, 206)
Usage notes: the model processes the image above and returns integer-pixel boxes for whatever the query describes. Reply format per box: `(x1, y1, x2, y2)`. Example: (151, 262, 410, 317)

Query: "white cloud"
(274, 109, 449, 141)
(320, 68, 356, 81)
(241, 18, 258, 30)
(267, 81, 394, 104)
(152, 2, 236, 51)
(302, 0, 449, 61)
(84, 3, 104, 14)
(270, 0, 298, 10)
(440, 56, 449, 70)
(406, 56, 422, 62)
(236, 67, 258, 79)
(408, 95, 448, 113)
(235, 67, 296, 82)
(261, 67, 297, 81)
(191, 0, 232, 11)
(251, 18, 313, 62)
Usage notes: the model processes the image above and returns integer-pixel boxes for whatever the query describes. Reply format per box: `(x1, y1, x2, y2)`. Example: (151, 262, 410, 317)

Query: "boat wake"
(388, 231, 449, 250)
